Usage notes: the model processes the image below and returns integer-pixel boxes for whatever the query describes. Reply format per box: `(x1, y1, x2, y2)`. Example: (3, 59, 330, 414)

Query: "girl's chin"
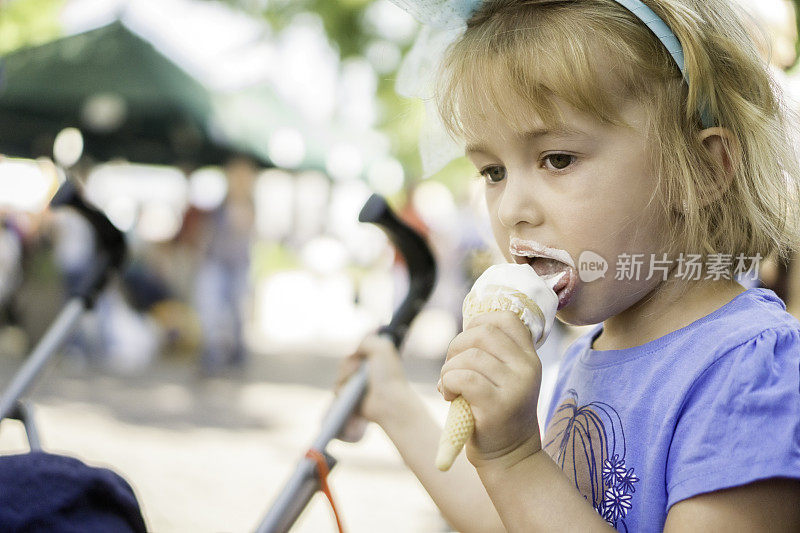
(554, 288, 613, 326)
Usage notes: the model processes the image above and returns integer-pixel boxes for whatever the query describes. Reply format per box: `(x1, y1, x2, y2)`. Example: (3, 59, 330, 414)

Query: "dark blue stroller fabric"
(0, 451, 147, 532)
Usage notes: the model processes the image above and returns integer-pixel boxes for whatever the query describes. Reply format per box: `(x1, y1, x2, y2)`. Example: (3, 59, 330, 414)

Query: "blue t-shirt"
(543, 288, 800, 532)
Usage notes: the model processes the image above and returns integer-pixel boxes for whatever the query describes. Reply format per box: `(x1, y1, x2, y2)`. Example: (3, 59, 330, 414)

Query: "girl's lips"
(509, 238, 576, 269)
(525, 257, 574, 309)
(555, 268, 577, 310)
(552, 270, 569, 293)
(519, 256, 576, 310)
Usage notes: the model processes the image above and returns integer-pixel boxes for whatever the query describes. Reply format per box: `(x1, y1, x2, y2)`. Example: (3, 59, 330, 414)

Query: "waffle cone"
(436, 293, 536, 471)
(435, 395, 473, 471)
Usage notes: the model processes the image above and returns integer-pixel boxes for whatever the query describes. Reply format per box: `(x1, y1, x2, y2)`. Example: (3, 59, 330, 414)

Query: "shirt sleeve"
(666, 326, 800, 509)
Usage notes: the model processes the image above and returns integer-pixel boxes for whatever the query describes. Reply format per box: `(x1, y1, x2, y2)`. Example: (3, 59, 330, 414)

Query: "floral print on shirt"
(543, 389, 640, 530)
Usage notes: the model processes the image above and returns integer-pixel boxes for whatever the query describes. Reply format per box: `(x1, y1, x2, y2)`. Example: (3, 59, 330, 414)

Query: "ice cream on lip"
(509, 238, 577, 310)
(509, 237, 575, 268)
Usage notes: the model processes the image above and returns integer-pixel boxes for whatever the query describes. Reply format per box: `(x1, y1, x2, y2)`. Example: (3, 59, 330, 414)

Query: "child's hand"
(334, 334, 413, 442)
(439, 310, 543, 467)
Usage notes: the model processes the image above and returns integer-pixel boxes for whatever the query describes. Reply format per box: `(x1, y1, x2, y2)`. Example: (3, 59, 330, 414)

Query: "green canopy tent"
(212, 86, 329, 172)
(0, 21, 269, 168)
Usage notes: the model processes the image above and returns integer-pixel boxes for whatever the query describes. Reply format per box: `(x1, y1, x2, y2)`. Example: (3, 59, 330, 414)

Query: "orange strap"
(305, 448, 345, 533)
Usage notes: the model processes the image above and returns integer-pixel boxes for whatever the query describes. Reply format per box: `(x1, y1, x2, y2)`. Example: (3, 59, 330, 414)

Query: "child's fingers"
(338, 414, 368, 443)
(463, 310, 538, 353)
(331, 349, 370, 441)
(357, 334, 397, 361)
(334, 353, 362, 391)
(447, 326, 516, 365)
(335, 334, 393, 388)
(439, 367, 499, 404)
(440, 347, 509, 394)
(447, 319, 535, 372)
(440, 348, 507, 401)
(334, 333, 406, 429)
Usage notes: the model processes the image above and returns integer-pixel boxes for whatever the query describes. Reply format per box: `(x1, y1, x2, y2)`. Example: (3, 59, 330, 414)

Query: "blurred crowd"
(0, 152, 493, 377)
(1, 0, 800, 383)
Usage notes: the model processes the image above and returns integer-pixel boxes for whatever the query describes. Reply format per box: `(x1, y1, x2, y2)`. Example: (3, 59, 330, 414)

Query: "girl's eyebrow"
(465, 125, 590, 155)
(523, 125, 589, 141)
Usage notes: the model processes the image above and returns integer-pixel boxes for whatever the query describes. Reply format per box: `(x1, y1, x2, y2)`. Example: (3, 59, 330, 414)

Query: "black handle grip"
(359, 194, 436, 347)
(49, 178, 127, 303)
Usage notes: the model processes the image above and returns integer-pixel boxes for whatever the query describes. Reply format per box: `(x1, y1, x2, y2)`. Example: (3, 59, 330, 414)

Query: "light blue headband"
(614, 0, 686, 78)
(611, 0, 714, 127)
(391, 0, 714, 128)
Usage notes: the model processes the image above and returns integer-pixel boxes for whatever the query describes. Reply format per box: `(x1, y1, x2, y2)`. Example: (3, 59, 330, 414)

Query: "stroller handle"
(358, 193, 437, 347)
(255, 194, 437, 533)
(0, 180, 126, 430)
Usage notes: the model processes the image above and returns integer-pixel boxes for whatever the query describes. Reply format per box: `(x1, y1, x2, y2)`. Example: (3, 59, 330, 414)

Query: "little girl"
(338, 0, 800, 530)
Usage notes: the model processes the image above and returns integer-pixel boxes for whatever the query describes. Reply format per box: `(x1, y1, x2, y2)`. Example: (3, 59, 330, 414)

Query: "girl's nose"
(495, 174, 544, 229)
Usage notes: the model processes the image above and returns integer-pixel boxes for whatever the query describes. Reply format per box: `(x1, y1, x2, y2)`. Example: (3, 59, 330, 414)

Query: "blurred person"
(47, 207, 157, 372)
(89, 281, 160, 375)
(0, 216, 23, 324)
(0, 214, 27, 357)
(193, 156, 256, 376)
(49, 206, 99, 360)
(51, 207, 95, 299)
(121, 259, 201, 357)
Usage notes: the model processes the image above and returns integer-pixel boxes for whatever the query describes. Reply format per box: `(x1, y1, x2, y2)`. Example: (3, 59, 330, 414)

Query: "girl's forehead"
(458, 81, 642, 153)
(463, 102, 603, 152)
(442, 42, 638, 144)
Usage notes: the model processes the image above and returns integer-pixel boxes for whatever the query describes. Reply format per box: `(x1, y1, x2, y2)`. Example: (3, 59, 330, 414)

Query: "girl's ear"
(696, 127, 740, 206)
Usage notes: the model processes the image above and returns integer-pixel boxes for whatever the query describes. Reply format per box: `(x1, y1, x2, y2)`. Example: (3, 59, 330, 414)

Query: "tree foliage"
(221, 0, 437, 186)
(0, 0, 64, 56)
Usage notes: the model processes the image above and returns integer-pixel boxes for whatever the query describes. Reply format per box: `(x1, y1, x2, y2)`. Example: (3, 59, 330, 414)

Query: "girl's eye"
(544, 154, 575, 170)
(480, 166, 507, 183)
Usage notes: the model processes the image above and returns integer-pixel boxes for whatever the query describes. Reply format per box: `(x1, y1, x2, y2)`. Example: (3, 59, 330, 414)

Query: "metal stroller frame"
(255, 194, 436, 532)
(0, 178, 126, 447)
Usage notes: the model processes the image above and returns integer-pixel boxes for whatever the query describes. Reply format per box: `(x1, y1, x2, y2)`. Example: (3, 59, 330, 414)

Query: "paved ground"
(0, 348, 452, 533)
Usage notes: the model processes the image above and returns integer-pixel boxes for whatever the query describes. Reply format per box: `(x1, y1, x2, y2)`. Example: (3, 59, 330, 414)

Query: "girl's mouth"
(553, 268, 577, 310)
(528, 257, 577, 310)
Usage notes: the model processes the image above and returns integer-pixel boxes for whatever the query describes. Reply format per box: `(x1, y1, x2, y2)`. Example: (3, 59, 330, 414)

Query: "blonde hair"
(436, 0, 800, 265)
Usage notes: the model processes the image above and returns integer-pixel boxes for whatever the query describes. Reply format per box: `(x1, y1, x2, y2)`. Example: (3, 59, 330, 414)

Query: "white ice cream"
(462, 263, 563, 349)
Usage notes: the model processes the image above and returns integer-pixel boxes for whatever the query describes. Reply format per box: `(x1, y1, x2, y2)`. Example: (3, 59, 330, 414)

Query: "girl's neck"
(592, 278, 746, 351)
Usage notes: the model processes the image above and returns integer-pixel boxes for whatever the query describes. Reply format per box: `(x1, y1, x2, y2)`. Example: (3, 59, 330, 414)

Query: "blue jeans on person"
(194, 259, 249, 373)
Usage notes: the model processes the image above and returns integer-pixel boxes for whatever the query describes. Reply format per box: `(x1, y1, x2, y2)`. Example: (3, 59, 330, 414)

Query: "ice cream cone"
(436, 264, 562, 471)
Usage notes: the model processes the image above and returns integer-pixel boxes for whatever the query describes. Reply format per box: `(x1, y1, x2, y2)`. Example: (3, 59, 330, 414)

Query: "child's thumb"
(334, 353, 362, 391)
(339, 414, 368, 443)
(357, 334, 397, 362)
